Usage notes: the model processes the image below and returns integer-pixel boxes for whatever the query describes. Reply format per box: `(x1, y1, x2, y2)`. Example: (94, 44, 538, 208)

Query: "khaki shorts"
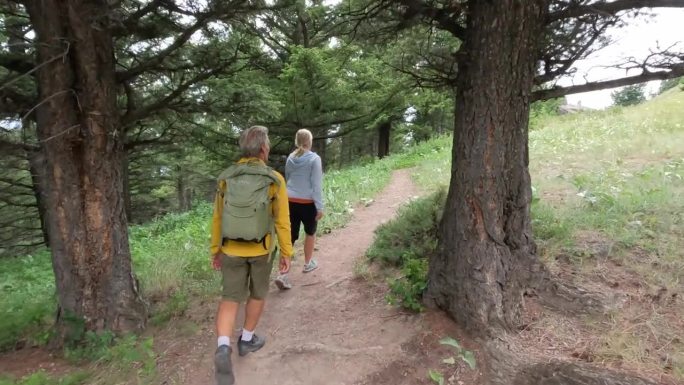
(220, 254, 273, 301)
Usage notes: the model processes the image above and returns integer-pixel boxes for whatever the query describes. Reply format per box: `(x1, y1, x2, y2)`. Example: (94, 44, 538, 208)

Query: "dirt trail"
(164, 169, 426, 385)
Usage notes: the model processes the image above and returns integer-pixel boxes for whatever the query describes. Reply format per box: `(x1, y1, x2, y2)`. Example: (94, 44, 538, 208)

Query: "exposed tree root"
(484, 337, 658, 385)
(527, 261, 626, 315)
(513, 362, 658, 385)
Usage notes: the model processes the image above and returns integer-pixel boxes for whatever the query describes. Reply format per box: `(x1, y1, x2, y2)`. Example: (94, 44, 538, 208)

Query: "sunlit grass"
(369, 88, 684, 380)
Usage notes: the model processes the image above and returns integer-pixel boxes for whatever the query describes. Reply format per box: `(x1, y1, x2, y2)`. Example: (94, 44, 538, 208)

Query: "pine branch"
(0, 52, 35, 74)
(396, 0, 466, 39)
(548, 0, 684, 22)
(532, 64, 684, 101)
(0, 137, 37, 153)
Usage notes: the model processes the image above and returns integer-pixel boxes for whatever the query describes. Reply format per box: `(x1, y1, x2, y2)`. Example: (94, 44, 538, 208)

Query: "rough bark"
(427, 0, 549, 335)
(27, 149, 50, 245)
(24, 0, 147, 341)
(122, 151, 133, 222)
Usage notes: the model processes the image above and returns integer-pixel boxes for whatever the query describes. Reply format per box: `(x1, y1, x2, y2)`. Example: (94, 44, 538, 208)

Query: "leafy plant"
(427, 369, 444, 385)
(440, 337, 477, 369)
(387, 257, 428, 312)
(368, 189, 446, 311)
(529, 97, 563, 130)
(658, 77, 682, 94)
(611, 84, 646, 106)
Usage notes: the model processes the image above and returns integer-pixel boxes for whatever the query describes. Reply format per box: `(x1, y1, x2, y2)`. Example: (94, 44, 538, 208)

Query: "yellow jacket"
(210, 158, 293, 258)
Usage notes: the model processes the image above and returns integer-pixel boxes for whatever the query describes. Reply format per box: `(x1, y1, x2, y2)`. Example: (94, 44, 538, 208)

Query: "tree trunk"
(176, 164, 192, 212)
(185, 188, 193, 212)
(27, 149, 50, 245)
(312, 128, 327, 170)
(369, 134, 377, 159)
(427, 0, 548, 335)
(176, 165, 183, 212)
(122, 151, 133, 222)
(24, 0, 147, 341)
(377, 120, 391, 159)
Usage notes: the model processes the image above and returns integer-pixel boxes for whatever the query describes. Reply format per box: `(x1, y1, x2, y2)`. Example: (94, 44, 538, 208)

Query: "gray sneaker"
(238, 334, 266, 356)
(214, 345, 234, 385)
(275, 274, 292, 290)
(303, 259, 318, 273)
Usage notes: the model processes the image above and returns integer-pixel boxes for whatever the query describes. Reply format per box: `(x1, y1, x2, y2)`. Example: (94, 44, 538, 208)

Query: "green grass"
(525, 90, 684, 381)
(0, 371, 90, 385)
(529, 88, 684, 198)
(400, 90, 684, 274)
(0, 252, 56, 351)
(0, 129, 455, 373)
(367, 89, 684, 312)
(0, 159, 398, 351)
(366, 189, 446, 311)
(320, 134, 452, 232)
(365, 89, 684, 379)
(529, 90, 684, 276)
(129, 203, 217, 299)
(408, 135, 452, 192)
(320, 161, 393, 232)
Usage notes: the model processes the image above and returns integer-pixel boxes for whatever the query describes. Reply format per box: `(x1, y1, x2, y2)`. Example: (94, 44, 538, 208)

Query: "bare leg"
(304, 234, 315, 264)
(216, 300, 240, 339)
(243, 298, 265, 332)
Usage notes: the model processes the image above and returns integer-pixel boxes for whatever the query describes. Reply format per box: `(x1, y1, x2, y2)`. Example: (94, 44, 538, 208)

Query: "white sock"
(218, 336, 230, 347)
(241, 329, 254, 342)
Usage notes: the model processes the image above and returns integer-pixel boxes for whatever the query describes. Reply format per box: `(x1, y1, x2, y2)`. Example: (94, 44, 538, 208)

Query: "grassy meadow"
(2, 88, 684, 383)
(370, 88, 684, 381)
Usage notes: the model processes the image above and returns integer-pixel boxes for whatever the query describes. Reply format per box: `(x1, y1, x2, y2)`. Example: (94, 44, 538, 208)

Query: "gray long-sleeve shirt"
(285, 150, 324, 211)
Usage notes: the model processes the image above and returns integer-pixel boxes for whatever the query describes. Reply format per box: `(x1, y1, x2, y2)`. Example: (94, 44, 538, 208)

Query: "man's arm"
(272, 174, 293, 258)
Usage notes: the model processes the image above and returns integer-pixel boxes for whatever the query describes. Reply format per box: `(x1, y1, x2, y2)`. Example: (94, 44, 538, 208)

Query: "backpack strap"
(218, 162, 280, 187)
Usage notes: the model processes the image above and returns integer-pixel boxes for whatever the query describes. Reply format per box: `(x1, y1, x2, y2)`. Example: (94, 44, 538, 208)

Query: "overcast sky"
(561, 9, 684, 109)
(320, 2, 682, 109)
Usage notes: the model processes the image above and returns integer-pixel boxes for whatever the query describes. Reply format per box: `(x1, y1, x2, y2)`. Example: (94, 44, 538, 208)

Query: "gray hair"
(239, 125, 270, 157)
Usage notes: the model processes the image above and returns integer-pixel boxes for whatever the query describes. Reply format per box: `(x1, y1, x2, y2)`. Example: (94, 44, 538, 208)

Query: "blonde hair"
(292, 128, 313, 157)
(239, 125, 270, 157)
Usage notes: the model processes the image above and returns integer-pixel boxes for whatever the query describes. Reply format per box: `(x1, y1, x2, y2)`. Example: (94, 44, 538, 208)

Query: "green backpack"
(218, 162, 280, 248)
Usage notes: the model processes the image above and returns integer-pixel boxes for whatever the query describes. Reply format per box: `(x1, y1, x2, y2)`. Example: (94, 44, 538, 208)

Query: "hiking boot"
(238, 334, 266, 356)
(275, 274, 292, 290)
(214, 345, 234, 385)
(303, 259, 318, 273)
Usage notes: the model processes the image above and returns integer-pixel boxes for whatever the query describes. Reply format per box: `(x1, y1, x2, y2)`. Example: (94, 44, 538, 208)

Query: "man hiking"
(210, 125, 293, 385)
